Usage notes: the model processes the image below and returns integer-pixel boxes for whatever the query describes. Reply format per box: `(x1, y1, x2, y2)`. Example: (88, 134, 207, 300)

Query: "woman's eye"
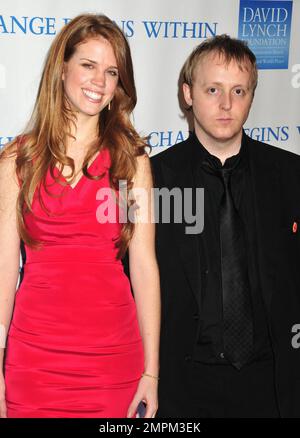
(108, 70, 118, 77)
(82, 63, 93, 69)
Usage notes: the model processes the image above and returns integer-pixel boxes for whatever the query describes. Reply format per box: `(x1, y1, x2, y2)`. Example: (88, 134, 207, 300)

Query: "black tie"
(203, 157, 254, 369)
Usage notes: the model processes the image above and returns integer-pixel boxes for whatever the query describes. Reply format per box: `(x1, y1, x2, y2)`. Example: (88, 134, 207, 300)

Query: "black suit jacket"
(151, 132, 300, 418)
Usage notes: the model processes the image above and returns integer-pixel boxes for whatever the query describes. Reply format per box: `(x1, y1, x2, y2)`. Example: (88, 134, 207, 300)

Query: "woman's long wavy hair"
(4, 14, 146, 259)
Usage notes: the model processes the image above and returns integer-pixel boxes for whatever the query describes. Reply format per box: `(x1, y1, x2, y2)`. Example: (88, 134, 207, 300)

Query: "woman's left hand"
(126, 375, 158, 418)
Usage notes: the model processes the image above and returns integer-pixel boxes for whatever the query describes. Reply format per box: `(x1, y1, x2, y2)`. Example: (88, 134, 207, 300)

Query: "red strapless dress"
(4, 148, 144, 418)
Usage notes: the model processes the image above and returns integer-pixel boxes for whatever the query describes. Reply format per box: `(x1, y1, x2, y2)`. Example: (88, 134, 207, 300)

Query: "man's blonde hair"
(182, 34, 258, 94)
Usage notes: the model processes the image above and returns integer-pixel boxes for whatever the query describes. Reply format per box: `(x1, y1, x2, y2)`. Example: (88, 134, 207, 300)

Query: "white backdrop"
(0, 0, 299, 155)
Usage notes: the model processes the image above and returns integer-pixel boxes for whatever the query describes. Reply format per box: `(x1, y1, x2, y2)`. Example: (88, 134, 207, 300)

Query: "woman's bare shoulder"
(0, 140, 19, 190)
(0, 139, 18, 160)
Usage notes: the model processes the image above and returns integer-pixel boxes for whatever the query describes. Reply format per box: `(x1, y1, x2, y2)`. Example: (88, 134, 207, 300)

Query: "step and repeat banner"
(0, 0, 299, 155)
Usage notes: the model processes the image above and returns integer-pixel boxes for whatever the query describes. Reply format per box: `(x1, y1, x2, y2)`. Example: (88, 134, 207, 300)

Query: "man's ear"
(182, 82, 192, 107)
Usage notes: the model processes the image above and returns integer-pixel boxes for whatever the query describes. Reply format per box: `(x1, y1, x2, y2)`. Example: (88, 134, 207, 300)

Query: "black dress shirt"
(190, 132, 273, 365)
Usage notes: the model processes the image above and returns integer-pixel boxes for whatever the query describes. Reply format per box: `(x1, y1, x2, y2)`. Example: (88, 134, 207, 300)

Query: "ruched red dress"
(5, 148, 144, 417)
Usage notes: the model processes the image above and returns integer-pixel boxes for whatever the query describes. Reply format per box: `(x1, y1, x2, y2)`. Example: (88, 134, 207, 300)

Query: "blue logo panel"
(238, 0, 293, 69)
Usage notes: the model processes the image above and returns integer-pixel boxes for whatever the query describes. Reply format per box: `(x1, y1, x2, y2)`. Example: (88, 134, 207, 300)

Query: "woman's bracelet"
(141, 372, 159, 380)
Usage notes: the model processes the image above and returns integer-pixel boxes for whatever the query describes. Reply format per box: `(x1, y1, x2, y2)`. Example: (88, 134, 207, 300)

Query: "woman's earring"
(108, 101, 111, 111)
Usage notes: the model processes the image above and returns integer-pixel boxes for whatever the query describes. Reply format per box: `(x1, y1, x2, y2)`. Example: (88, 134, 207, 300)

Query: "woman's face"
(62, 37, 119, 123)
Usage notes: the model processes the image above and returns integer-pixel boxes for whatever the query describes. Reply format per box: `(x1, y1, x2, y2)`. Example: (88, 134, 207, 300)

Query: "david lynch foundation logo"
(238, 0, 293, 69)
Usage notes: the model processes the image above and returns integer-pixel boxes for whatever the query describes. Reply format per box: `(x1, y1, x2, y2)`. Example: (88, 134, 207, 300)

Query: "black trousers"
(158, 358, 280, 418)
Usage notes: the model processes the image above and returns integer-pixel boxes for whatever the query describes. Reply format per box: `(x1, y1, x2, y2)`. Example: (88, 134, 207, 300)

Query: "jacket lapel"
(160, 146, 202, 309)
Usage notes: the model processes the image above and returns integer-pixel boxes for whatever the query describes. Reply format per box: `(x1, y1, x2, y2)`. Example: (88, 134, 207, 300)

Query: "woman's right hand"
(0, 372, 7, 418)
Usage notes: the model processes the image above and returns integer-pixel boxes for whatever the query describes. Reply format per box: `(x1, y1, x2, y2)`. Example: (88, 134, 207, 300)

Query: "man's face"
(183, 52, 254, 147)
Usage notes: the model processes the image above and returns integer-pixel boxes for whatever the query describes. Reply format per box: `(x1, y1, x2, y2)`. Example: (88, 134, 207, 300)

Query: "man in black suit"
(151, 35, 300, 418)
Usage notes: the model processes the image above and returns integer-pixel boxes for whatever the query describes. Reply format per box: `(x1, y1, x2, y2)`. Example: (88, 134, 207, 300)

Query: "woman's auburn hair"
(2, 14, 146, 259)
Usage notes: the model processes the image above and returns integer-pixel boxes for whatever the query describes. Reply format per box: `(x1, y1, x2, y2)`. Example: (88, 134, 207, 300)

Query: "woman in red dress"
(0, 14, 160, 418)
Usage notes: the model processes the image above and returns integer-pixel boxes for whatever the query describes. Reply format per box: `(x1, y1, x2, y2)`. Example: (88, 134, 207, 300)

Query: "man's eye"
(234, 88, 244, 95)
(208, 87, 218, 94)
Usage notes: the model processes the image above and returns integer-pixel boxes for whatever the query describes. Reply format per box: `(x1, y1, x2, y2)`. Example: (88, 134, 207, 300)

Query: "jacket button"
(220, 352, 225, 359)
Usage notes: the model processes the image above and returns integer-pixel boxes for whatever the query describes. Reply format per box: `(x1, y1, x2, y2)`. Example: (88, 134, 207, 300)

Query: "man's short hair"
(182, 34, 258, 93)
